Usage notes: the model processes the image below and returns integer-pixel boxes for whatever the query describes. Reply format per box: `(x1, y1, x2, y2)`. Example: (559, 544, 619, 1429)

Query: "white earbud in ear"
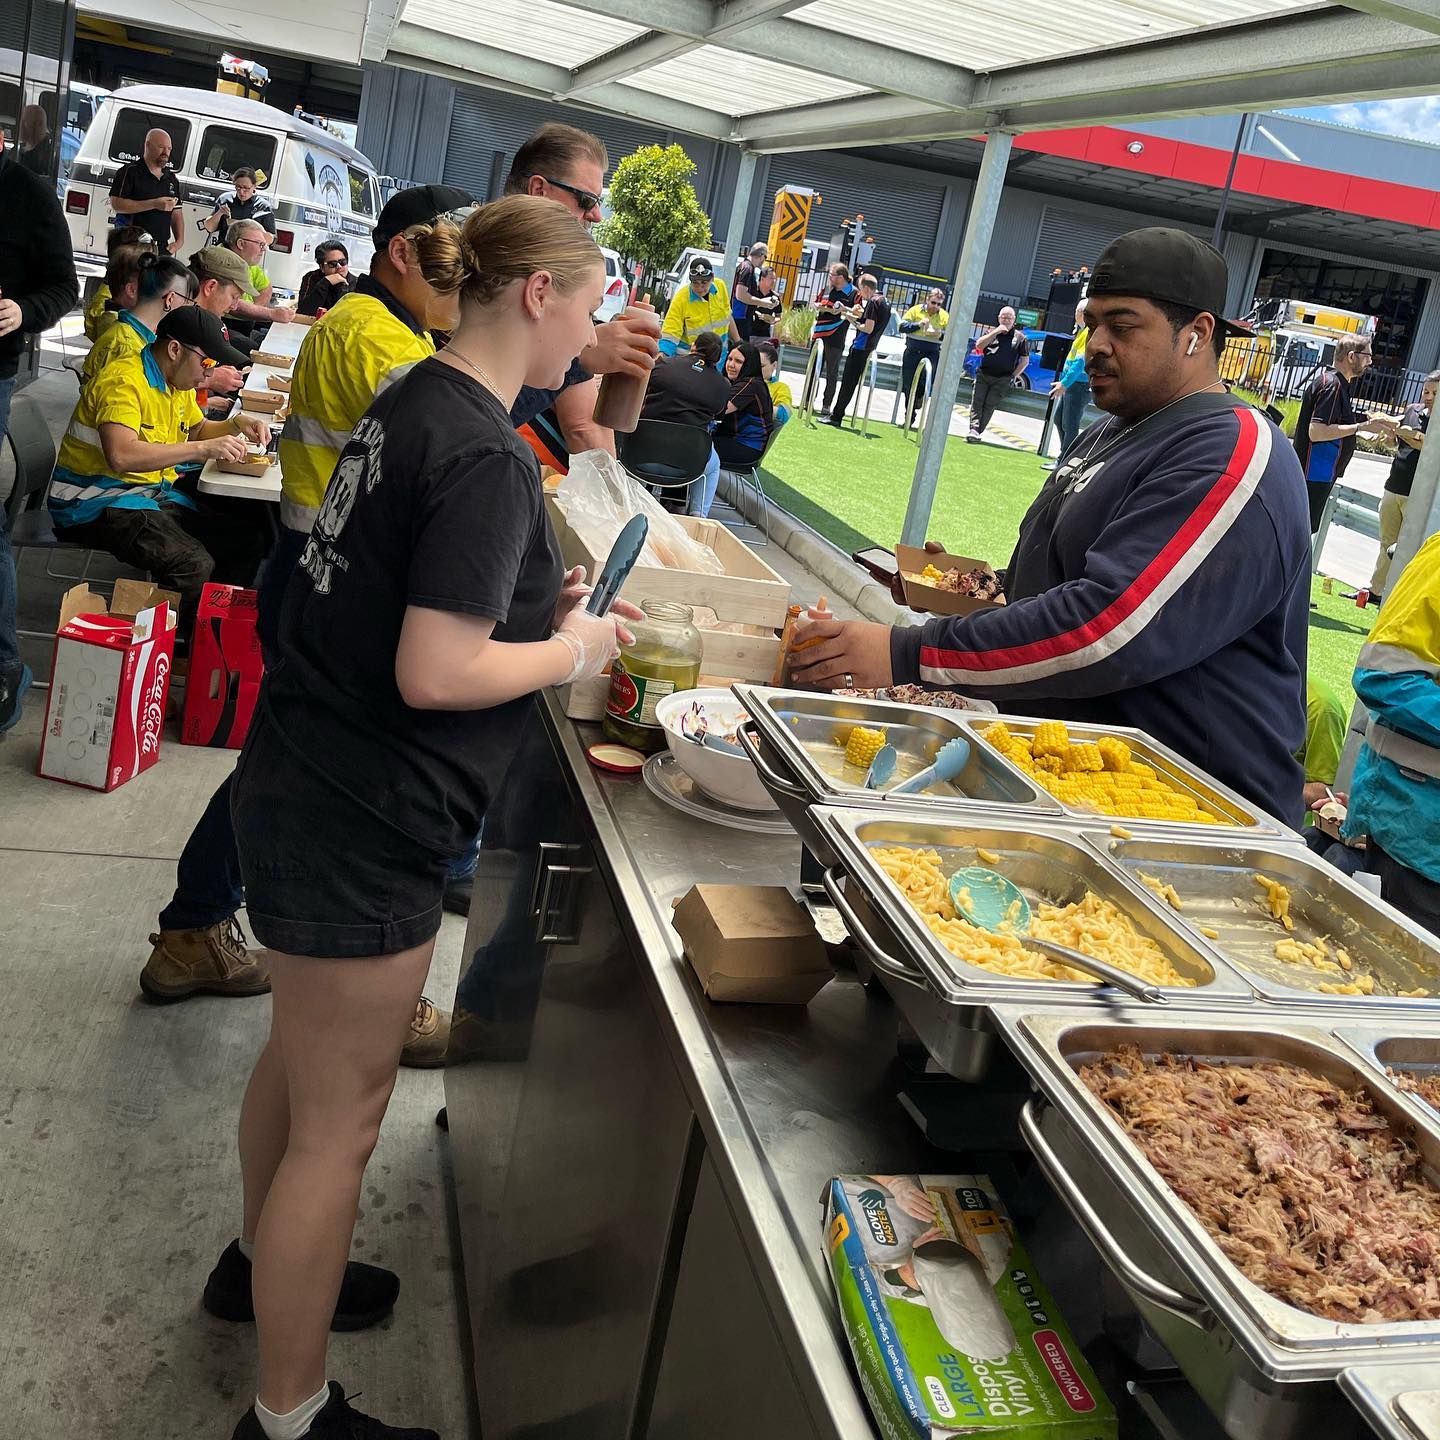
(1187, 333, 1199, 355)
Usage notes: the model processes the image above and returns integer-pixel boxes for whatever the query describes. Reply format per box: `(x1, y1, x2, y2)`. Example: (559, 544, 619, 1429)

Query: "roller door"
(1027, 206, 1141, 297)
(762, 151, 945, 274)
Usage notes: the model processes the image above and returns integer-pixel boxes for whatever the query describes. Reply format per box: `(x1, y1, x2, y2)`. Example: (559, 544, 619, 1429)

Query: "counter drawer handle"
(736, 725, 809, 802)
(1019, 1099, 1210, 1329)
(533, 853, 591, 945)
(820, 864, 928, 990)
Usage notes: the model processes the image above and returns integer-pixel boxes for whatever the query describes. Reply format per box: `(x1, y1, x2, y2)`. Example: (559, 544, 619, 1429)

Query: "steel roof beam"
(388, 24, 734, 138)
(1334, 0, 1440, 35)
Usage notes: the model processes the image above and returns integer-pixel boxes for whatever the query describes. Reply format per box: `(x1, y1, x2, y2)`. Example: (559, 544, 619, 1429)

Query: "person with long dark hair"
(690, 341, 775, 518)
(219, 194, 640, 1440)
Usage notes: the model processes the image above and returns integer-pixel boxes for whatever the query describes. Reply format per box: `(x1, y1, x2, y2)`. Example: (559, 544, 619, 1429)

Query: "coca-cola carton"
(182, 583, 263, 749)
(39, 580, 179, 792)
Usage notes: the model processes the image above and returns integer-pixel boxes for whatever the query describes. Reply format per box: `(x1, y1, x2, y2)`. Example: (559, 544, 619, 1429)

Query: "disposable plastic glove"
(555, 607, 636, 684)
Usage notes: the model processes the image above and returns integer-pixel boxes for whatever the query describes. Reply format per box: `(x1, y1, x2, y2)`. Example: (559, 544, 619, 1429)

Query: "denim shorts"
(232, 714, 449, 958)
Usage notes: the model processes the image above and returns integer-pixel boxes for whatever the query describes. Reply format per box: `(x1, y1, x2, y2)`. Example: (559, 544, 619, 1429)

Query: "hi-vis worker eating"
(790, 228, 1313, 825)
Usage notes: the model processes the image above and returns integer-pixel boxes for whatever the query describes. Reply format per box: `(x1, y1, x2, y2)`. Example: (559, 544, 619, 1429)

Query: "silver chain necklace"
(1069, 381, 1227, 472)
(445, 344, 504, 401)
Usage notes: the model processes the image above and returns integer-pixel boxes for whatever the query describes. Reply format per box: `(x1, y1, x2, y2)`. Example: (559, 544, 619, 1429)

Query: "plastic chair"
(5, 393, 110, 671)
(716, 423, 784, 545)
(616, 419, 713, 511)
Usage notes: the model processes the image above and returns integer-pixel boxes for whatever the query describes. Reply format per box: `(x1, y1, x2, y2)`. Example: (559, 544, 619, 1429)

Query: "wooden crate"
(546, 495, 790, 683)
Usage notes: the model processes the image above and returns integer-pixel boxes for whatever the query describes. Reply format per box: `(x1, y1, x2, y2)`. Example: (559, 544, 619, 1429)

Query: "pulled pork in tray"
(1080, 1045, 1440, 1323)
(832, 684, 980, 711)
(1392, 1069, 1440, 1114)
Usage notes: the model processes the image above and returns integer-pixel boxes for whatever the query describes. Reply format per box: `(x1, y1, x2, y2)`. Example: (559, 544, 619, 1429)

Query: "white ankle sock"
(254, 1384, 330, 1440)
(238, 1238, 255, 1261)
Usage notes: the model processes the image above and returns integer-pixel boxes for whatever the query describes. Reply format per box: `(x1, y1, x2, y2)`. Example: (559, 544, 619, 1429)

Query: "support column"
(1334, 413, 1440, 788)
(721, 148, 759, 278)
(901, 128, 1012, 547)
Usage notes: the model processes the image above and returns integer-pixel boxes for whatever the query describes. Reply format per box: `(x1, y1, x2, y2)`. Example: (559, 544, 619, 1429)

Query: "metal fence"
(1218, 334, 1429, 416)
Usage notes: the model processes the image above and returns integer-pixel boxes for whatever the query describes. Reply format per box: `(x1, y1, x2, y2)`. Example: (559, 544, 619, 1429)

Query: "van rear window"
(108, 107, 192, 166)
(197, 125, 277, 188)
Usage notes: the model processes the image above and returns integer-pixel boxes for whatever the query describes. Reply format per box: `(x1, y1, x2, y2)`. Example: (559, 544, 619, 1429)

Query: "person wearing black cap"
(49, 306, 270, 636)
(790, 227, 1313, 825)
(661, 255, 741, 357)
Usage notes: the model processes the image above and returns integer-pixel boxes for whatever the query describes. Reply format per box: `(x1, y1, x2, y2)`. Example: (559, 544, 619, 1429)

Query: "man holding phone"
(109, 129, 183, 253)
(200, 166, 275, 247)
(968, 305, 1029, 442)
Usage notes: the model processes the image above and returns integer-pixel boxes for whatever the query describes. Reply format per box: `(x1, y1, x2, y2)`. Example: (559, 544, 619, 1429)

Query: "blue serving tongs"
(587, 515, 649, 617)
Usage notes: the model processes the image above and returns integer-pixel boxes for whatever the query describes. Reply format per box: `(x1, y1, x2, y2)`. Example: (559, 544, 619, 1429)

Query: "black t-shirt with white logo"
(641, 353, 732, 428)
(978, 326, 1030, 376)
(262, 358, 563, 852)
(109, 160, 182, 250)
(850, 295, 892, 353)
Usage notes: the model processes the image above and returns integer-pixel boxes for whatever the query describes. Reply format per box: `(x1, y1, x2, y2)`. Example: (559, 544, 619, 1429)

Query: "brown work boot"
(140, 918, 273, 1003)
(400, 996, 451, 1069)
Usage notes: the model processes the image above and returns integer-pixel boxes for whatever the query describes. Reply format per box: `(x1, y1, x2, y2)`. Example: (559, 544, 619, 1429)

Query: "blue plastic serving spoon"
(888, 736, 971, 797)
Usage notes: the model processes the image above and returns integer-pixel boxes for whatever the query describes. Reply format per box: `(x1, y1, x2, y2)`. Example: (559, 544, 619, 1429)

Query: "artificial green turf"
(761, 416, 1374, 708)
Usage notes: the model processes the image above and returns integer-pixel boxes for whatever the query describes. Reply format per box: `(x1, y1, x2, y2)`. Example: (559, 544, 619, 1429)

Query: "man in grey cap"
(790, 227, 1313, 826)
(189, 245, 256, 393)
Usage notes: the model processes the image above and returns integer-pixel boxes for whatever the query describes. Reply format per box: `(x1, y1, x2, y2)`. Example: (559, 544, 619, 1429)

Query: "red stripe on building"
(1012, 127, 1438, 230)
(919, 407, 1259, 675)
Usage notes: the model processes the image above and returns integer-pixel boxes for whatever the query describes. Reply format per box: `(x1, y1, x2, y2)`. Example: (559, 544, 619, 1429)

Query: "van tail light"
(271, 228, 294, 255)
(606, 278, 625, 298)
(65, 190, 90, 215)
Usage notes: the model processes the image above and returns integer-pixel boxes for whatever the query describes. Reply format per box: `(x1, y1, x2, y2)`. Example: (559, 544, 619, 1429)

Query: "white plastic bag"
(556, 449, 725, 575)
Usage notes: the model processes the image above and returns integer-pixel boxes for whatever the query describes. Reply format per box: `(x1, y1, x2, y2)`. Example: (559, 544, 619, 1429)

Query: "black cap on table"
(1087, 227, 1253, 336)
(373, 184, 475, 244)
(156, 306, 250, 368)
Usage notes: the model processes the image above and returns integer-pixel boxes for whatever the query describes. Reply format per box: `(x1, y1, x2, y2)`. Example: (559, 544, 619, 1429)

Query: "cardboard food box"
(266, 373, 291, 392)
(249, 350, 290, 368)
(673, 884, 831, 1004)
(39, 581, 179, 792)
(238, 388, 284, 413)
(896, 544, 1005, 618)
(216, 452, 278, 478)
(825, 1175, 1116, 1440)
(181, 584, 264, 749)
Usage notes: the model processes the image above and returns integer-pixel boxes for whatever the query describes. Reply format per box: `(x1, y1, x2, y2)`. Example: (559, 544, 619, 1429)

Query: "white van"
(62, 84, 380, 300)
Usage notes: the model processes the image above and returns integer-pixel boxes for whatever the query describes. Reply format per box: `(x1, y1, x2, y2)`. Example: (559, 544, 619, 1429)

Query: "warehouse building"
(358, 68, 1440, 380)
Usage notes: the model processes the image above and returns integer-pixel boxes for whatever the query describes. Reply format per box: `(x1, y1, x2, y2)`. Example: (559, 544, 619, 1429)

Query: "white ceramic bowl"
(655, 688, 779, 813)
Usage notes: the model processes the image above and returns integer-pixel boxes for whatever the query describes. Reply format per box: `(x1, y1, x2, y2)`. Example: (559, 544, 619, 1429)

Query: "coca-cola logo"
(140, 653, 170, 755)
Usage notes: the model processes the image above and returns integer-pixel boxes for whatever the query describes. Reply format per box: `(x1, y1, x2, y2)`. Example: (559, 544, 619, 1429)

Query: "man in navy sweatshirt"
(790, 228, 1311, 825)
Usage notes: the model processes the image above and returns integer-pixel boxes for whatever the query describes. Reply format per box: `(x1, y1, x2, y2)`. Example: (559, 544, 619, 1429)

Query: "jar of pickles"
(603, 600, 703, 753)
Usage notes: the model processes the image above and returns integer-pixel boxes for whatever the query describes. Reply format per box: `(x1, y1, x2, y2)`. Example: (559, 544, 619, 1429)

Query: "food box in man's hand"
(824, 1175, 1115, 1439)
(896, 545, 1005, 618)
(182, 584, 264, 749)
(39, 581, 179, 792)
(217, 451, 278, 477)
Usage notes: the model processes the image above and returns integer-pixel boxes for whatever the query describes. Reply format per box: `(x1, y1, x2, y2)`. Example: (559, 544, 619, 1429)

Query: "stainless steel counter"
(442, 691, 1228, 1440)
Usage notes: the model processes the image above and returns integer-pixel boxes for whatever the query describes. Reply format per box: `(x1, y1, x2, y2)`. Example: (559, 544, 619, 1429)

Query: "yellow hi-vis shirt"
(901, 303, 949, 340)
(81, 312, 153, 386)
(661, 279, 732, 355)
(84, 283, 114, 342)
(277, 288, 434, 533)
(51, 348, 204, 525)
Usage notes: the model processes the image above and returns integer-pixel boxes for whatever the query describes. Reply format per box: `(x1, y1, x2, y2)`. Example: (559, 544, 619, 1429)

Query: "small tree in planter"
(594, 144, 713, 298)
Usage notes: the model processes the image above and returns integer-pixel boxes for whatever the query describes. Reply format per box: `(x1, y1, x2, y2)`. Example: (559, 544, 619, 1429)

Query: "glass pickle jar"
(603, 600, 703, 754)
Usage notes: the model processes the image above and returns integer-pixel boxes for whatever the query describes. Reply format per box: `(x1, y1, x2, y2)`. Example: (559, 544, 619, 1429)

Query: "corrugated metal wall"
(356, 62, 455, 186)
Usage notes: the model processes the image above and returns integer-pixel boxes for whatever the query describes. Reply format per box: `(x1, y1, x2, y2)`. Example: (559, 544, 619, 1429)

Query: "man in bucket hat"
(789, 228, 1313, 826)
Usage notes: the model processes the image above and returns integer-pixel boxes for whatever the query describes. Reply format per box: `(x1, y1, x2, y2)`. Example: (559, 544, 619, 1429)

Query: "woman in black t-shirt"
(641, 329, 730, 429)
(714, 341, 775, 467)
(223, 196, 641, 1440)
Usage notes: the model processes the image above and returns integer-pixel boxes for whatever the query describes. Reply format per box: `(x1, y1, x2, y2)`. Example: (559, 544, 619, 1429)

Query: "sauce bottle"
(592, 295, 662, 435)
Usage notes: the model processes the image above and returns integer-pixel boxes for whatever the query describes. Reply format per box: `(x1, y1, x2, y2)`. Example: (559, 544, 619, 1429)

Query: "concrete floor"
(1, 361, 476, 1438)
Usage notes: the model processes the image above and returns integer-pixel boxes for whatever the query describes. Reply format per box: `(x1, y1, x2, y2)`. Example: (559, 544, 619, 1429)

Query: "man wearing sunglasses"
(48, 306, 269, 638)
(297, 239, 356, 317)
(1293, 333, 1397, 534)
(504, 122, 661, 460)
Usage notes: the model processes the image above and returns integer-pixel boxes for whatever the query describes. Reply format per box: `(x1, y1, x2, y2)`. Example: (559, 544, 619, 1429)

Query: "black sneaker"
(230, 1382, 438, 1440)
(0, 663, 32, 734)
(203, 1241, 399, 1332)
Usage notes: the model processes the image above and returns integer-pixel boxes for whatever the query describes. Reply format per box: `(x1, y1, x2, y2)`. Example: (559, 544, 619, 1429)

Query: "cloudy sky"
(1285, 96, 1440, 142)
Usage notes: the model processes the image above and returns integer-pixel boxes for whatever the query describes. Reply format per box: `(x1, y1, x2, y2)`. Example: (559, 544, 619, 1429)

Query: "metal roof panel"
(400, 0, 645, 66)
(617, 44, 869, 114)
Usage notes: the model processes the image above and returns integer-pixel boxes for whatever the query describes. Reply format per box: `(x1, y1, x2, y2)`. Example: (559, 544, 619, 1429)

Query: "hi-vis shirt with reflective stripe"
(1346, 529, 1440, 878)
(278, 290, 434, 532)
(660, 280, 732, 356)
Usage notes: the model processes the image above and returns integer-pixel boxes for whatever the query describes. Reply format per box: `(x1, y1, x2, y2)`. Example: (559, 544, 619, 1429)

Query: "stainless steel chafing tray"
(732, 686, 1060, 864)
(995, 1009, 1440, 1440)
(1341, 1365, 1440, 1440)
(960, 713, 1298, 839)
(811, 809, 1254, 1079)
(1334, 1026, 1440, 1117)
(1083, 832, 1440, 1009)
